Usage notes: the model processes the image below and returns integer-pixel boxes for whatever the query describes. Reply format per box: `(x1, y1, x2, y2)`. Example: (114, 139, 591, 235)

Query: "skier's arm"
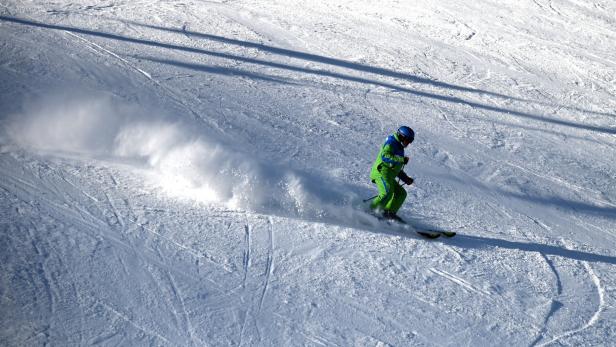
(380, 144, 405, 168)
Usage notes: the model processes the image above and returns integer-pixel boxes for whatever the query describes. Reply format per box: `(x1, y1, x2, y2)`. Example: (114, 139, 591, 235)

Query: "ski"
(416, 230, 441, 238)
(415, 230, 457, 238)
(370, 213, 456, 239)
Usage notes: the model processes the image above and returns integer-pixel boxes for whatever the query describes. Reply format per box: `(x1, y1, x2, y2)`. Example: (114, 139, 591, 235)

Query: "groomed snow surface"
(1, 0, 615, 346)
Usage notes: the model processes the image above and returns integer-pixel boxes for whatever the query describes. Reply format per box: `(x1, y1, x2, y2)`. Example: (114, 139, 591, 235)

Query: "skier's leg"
(370, 176, 393, 211)
(385, 182, 407, 213)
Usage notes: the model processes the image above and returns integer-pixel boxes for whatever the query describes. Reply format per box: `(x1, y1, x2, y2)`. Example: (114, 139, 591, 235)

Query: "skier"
(369, 126, 415, 222)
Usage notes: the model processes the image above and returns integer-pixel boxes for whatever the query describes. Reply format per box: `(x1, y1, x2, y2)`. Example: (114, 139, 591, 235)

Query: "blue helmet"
(397, 126, 415, 145)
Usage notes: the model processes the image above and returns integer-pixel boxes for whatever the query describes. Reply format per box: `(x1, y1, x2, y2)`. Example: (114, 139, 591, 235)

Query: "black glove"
(404, 156, 410, 165)
(402, 176, 414, 185)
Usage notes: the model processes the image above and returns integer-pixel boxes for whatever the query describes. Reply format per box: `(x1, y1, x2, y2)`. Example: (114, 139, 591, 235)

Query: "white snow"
(1, 0, 615, 345)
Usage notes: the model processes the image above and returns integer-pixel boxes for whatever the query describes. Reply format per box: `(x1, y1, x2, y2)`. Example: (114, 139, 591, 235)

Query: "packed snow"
(1, 0, 615, 345)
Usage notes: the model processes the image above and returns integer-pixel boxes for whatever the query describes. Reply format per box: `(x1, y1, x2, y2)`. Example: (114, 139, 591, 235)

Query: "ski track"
(529, 253, 563, 347)
(534, 240, 607, 347)
(164, 270, 202, 347)
(127, 215, 234, 274)
(96, 299, 173, 345)
(520, 213, 607, 346)
(242, 224, 252, 287)
(238, 217, 278, 346)
(258, 217, 275, 313)
(526, 224, 607, 347)
(429, 268, 492, 296)
(63, 31, 153, 80)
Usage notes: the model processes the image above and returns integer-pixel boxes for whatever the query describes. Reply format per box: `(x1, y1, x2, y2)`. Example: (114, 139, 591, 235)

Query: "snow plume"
(7, 90, 131, 155)
(112, 119, 361, 221)
(7, 91, 364, 221)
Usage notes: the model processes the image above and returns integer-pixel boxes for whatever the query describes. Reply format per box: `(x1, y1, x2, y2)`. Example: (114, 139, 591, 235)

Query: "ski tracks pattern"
(534, 239, 606, 347)
(521, 215, 608, 346)
(238, 216, 276, 345)
(0, 154, 238, 345)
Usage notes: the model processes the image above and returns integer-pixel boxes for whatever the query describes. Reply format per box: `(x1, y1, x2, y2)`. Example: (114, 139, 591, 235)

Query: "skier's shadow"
(445, 234, 616, 265)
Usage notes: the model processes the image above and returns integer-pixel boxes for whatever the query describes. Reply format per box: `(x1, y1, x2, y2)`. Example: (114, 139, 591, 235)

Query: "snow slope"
(1, 0, 615, 345)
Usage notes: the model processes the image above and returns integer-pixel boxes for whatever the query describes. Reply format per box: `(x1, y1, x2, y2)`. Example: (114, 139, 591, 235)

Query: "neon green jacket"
(370, 133, 408, 181)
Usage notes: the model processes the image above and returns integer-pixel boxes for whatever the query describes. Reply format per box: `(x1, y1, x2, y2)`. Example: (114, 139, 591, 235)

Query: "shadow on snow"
(2, 16, 615, 136)
(128, 19, 615, 120)
(449, 234, 616, 265)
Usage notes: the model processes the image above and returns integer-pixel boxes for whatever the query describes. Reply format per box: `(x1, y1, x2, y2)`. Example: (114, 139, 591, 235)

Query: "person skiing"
(369, 126, 415, 222)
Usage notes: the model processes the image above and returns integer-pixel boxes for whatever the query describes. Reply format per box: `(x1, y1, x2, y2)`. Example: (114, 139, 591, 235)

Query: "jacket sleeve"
(381, 143, 405, 168)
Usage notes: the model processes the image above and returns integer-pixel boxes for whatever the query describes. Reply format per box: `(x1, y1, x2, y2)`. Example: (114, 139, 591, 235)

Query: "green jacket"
(370, 133, 407, 181)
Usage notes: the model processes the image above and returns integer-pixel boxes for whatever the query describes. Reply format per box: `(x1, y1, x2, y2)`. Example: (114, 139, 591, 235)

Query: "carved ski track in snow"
(63, 31, 153, 80)
(126, 215, 233, 274)
(522, 214, 593, 347)
(164, 271, 202, 347)
(242, 224, 252, 287)
(536, 262, 605, 346)
(534, 240, 606, 346)
(258, 217, 275, 312)
(95, 299, 174, 345)
(238, 219, 252, 346)
(103, 191, 126, 229)
(519, 214, 608, 346)
(2, 170, 188, 345)
(429, 268, 491, 296)
(529, 253, 564, 347)
(237, 217, 277, 345)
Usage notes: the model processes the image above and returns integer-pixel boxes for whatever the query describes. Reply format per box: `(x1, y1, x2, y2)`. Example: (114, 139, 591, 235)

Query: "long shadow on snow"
(119, 18, 616, 120)
(431, 171, 616, 221)
(137, 55, 616, 136)
(121, 20, 508, 99)
(272, 206, 616, 267)
(448, 234, 616, 265)
(129, 55, 299, 85)
(2, 16, 615, 135)
(340, 209, 616, 266)
(499, 189, 616, 221)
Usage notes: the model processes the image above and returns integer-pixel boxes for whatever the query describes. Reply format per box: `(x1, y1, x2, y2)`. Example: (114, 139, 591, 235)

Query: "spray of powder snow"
(6, 91, 370, 224)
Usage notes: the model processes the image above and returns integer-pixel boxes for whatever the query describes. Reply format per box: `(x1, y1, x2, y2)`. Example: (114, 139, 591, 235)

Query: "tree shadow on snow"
(2, 16, 615, 135)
